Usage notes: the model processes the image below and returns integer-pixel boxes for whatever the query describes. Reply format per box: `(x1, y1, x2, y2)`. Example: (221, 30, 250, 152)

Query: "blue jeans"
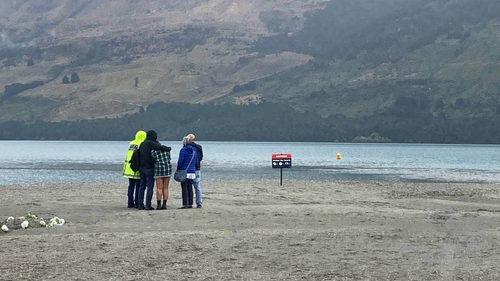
(127, 179, 140, 207)
(139, 169, 155, 208)
(193, 171, 202, 206)
(181, 179, 194, 206)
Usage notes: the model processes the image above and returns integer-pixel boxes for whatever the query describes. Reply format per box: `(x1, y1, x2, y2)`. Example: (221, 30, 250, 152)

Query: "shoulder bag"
(174, 150, 196, 183)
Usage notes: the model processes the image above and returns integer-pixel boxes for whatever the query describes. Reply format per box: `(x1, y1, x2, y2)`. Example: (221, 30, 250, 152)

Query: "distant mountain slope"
(1, 0, 499, 136)
(0, 0, 326, 121)
(227, 0, 500, 120)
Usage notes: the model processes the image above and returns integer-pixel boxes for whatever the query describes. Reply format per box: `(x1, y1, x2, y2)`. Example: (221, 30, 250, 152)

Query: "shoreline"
(2, 176, 499, 187)
(2, 139, 500, 146)
(1, 180, 500, 280)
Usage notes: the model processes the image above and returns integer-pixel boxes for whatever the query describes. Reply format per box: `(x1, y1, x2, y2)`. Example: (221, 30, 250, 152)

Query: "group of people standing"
(122, 130, 203, 210)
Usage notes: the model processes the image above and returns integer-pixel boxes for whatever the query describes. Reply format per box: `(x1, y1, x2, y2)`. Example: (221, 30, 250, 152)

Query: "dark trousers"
(181, 179, 194, 206)
(127, 178, 140, 207)
(139, 169, 155, 208)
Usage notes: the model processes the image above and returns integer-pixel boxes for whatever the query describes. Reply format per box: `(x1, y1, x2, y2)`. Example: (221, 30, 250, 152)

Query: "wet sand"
(1, 180, 500, 280)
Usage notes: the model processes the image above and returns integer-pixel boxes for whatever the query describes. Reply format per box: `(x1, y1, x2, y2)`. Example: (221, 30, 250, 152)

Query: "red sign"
(272, 153, 292, 168)
(272, 153, 292, 160)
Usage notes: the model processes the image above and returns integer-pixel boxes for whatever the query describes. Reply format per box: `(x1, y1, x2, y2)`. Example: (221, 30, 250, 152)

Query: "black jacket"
(192, 142, 203, 170)
(139, 140, 171, 169)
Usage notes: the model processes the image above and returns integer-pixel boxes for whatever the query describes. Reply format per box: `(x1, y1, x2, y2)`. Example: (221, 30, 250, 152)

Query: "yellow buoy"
(336, 153, 342, 160)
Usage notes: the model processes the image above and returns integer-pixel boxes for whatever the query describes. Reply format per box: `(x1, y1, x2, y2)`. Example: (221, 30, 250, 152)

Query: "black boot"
(161, 200, 167, 210)
(156, 200, 161, 210)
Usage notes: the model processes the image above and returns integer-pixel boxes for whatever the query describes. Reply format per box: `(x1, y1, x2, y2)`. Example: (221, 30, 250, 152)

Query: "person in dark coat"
(137, 130, 171, 210)
(177, 136, 198, 209)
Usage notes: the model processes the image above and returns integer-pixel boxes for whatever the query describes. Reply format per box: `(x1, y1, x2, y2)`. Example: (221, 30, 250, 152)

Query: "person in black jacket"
(188, 134, 203, 208)
(137, 130, 171, 210)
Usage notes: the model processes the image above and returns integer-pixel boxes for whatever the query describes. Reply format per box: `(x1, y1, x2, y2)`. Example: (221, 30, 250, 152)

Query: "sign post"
(272, 153, 292, 186)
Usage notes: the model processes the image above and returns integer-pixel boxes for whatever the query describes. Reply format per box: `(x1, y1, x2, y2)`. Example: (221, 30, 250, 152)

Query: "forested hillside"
(224, 0, 500, 122)
(2, 102, 500, 144)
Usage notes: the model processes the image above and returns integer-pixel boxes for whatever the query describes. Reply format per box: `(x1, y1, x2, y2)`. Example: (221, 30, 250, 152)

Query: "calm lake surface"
(1, 141, 500, 185)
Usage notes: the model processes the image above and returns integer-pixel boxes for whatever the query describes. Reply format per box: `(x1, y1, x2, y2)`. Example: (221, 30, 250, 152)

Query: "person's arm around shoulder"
(150, 141, 171, 152)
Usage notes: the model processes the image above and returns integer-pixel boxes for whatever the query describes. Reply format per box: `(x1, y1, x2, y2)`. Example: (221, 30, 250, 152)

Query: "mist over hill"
(247, 0, 500, 120)
(0, 0, 323, 120)
(1, 0, 499, 143)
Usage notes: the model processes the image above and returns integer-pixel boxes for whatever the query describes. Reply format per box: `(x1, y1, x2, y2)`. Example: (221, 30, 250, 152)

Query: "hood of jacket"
(146, 130, 158, 141)
(135, 131, 147, 143)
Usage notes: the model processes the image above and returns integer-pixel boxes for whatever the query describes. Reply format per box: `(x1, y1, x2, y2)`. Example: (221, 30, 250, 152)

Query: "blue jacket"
(177, 145, 198, 173)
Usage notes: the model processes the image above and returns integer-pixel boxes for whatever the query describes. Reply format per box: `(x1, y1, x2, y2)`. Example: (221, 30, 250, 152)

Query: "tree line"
(1, 102, 500, 144)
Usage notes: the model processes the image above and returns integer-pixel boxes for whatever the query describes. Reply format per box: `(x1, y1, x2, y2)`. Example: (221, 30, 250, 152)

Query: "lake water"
(1, 141, 500, 185)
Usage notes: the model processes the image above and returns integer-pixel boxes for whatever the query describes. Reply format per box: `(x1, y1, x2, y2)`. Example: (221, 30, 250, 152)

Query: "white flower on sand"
(39, 221, 46, 227)
(1, 225, 9, 232)
(7, 217, 14, 223)
(48, 217, 65, 227)
(21, 220, 29, 229)
(26, 212, 38, 219)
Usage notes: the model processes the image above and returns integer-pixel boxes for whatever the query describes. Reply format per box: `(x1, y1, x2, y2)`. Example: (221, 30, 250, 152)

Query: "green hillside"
(227, 0, 500, 121)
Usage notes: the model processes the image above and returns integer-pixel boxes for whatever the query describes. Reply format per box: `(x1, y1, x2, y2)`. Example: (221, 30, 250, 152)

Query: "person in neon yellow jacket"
(123, 130, 147, 208)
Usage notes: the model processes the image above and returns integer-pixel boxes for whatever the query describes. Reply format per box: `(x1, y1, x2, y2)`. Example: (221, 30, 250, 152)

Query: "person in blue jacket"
(177, 136, 198, 209)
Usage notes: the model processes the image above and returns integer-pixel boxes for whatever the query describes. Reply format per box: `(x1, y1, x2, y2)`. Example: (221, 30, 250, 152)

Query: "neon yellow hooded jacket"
(123, 131, 147, 179)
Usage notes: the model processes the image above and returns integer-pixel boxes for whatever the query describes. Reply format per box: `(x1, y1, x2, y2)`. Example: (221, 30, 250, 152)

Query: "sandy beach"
(1, 179, 500, 280)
